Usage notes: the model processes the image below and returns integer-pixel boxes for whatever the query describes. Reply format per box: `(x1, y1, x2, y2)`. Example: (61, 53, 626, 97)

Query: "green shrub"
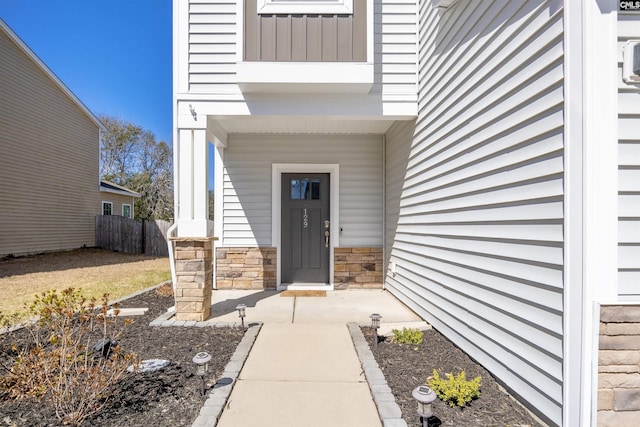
(428, 369, 481, 407)
(0, 288, 136, 425)
(391, 327, 424, 345)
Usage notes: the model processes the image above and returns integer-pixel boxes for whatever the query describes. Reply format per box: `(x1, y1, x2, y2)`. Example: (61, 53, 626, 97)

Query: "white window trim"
(257, 0, 353, 14)
(122, 203, 132, 218)
(272, 163, 339, 290)
(102, 201, 113, 216)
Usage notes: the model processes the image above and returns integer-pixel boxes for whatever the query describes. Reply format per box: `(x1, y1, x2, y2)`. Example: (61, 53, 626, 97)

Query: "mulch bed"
(1, 283, 545, 427)
(363, 327, 545, 427)
(0, 285, 244, 427)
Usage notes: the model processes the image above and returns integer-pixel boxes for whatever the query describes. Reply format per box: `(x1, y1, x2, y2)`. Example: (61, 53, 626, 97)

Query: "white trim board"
(257, 0, 353, 15)
(272, 163, 340, 291)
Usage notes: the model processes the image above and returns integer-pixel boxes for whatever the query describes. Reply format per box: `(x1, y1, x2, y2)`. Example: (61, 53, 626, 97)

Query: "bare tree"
(99, 115, 173, 220)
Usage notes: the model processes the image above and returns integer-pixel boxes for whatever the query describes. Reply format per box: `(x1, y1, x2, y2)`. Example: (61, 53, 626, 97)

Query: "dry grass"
(0, 248, 171, 318)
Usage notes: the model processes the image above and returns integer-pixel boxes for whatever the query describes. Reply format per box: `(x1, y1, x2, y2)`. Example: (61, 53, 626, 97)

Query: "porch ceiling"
(208, 116, 397, 135)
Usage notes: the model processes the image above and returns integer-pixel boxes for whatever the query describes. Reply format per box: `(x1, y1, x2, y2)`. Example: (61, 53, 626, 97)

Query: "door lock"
(324, 230, 330, 248)
(324, 220, 330, 229)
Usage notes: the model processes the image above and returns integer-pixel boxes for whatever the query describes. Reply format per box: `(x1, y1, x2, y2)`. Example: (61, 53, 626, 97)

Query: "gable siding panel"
(186, 0, 417, 102)
(222, 135, 382, 247)
(384, 2, 564, 425)
(188, 0, 240, 94)
(618, 14, 640, 297)
(0, 29, 99, 256)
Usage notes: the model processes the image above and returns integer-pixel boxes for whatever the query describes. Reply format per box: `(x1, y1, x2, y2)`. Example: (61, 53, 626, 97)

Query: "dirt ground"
(0, 248, 171, 316)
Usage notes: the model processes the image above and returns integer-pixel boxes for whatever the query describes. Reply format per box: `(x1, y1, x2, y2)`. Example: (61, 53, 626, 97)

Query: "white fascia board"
(237, 62, 374, 94)
(257, 0, 353, 15)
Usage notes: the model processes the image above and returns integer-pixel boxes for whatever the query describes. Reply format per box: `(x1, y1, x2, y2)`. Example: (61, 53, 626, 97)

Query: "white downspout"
(167, 223, 178, 293)
(167, 128, 179, 293)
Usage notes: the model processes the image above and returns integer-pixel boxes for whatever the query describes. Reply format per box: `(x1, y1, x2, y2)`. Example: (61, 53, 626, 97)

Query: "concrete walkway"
(195, 289, 425, 427)
(217, 323, 382, 427)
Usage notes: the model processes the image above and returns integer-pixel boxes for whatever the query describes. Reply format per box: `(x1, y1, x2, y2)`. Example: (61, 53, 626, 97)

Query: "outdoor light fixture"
(192, 351, 212, 396)
(412, 385, 438, 427)
(370, 313, 382, 349)
(236, 303, 247, 329)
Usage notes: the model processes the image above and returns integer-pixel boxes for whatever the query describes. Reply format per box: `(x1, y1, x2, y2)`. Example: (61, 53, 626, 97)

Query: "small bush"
(428, 369, 481, 408)
(154, 282, 174, 297)
(0, 288, 136, 425)
(391, 327, 424, 345)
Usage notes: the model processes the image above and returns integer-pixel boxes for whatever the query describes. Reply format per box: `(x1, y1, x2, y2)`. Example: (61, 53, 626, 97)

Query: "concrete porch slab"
(206, 289, 421, 326)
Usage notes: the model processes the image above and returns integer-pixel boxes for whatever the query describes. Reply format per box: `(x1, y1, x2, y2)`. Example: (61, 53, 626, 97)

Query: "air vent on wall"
(431, 0, 459, 9)
(623, 40, 640, 84)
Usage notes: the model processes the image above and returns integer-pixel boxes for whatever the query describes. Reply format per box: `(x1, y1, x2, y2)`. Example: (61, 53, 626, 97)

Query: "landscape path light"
(370, 313, 382, 349)
(236, 303, 247, 329)
(412, 385, 439, 427)
(192, 351, 212, 396)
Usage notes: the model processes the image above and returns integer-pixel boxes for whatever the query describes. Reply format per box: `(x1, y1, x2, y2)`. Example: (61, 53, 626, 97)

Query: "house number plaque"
(303, 208, 308, 228)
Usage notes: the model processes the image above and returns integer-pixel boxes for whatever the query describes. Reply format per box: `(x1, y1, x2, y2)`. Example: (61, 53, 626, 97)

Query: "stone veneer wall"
(598, 305, 640, 427)
(172, 238, 214, 321)
(334, 247, 383, 290)
(216, 247, 277, 289)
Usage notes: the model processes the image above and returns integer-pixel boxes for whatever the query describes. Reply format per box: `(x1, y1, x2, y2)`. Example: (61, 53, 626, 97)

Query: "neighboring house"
(0, 19, 104, 257)
(171, 1, 640, 426)
(99, 180, 141, 219)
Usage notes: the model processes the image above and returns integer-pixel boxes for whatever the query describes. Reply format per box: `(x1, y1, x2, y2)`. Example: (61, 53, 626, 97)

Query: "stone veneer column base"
(171, 238, 214, 321)
(598, 305, 640, 427)
(334, 247, 383, 290)
(216, 247, 277, 289)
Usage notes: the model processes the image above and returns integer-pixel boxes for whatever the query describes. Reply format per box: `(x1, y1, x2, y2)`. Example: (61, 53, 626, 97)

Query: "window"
(257, 0, 353, 14)
(102, 202, 113, 216)
(291, 178, 321, 200)
(122, 204, 132, 219)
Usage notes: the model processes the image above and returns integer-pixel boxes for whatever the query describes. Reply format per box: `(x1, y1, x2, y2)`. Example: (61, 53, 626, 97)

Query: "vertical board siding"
(222, 135, 382, 247)
(617, 14, 640, 297)
(243, 0, 366, 62)
(0, 29, 99, 257)
(385, 1, 564, 425)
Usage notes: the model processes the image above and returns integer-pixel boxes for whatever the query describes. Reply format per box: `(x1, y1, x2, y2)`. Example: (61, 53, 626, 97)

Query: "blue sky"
(0, 0, 173, 144)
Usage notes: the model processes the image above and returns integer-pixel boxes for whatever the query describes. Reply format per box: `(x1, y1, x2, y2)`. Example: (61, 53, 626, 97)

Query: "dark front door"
(281, 173, 330, 284)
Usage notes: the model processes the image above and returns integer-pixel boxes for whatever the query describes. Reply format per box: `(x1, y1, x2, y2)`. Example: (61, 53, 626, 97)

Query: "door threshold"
(278, 283, 334, 291)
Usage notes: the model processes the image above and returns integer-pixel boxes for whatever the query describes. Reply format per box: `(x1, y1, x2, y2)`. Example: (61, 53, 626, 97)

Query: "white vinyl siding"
(385, 120, 414, 270)
(375, 0, 418, 103)
(189, 0, 239, 94)
(385, 2, 564, 426)
(0, 28, 100, 257)
(222, 134, 382, 247)
(187, 0, 417, 101)
(617, 14, 640, 298)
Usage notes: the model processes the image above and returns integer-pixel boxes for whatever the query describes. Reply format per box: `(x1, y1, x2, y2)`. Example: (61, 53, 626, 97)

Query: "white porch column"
(176, 128, 211, 237)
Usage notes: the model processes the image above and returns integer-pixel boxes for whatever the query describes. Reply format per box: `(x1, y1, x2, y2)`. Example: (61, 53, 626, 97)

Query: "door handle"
(324, 230, 330, 248)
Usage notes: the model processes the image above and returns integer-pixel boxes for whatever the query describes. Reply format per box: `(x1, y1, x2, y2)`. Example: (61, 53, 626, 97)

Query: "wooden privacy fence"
(95, 216, 172, 257)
